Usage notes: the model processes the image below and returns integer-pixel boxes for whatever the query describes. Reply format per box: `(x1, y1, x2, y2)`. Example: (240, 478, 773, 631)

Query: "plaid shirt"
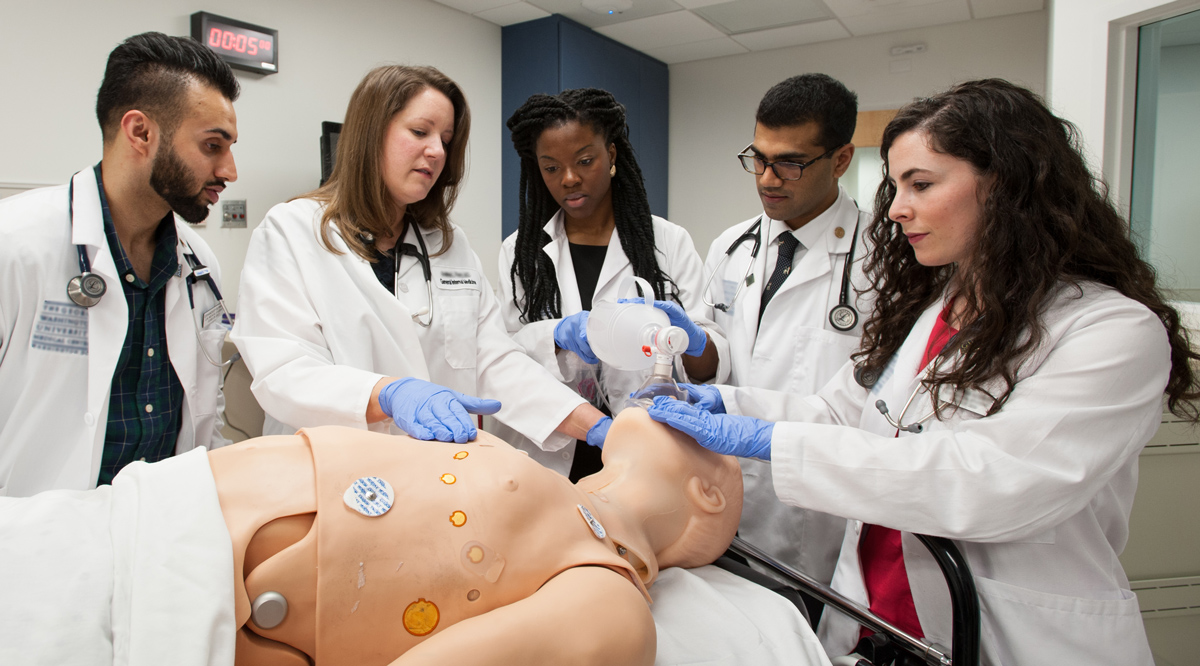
(94, 164, 185, 485)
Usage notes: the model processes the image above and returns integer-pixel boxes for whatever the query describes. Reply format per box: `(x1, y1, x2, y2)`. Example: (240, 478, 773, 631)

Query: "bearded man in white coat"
(0, 32, 238, 496)
(703, 74, 871, 590)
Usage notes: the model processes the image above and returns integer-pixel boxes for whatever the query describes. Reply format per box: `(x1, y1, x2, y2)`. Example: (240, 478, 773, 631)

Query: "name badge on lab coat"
(31, 300, 88, 355)
(437, 268, 480, 291)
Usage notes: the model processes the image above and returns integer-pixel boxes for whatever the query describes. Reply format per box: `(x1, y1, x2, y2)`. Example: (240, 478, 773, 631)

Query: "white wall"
(1047, 0, 1200, 203)
(0, 0, 502, 310)
(667, 10, 1049, 256)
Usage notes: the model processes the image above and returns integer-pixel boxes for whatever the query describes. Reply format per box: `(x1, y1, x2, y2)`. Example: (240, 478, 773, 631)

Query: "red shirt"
(859, 304, 958, 640)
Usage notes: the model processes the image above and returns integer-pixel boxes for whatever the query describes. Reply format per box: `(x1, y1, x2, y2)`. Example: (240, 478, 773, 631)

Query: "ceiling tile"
(526, 0, 685, 29)
(595, 10, 727, 50)
(643, 36, 750, 63)
(676, 0, 732, 8)
(694, 0, 832, 35)
(474, 2, 552, 25)
(968, 0, 1043, 20)
(824, 0, 971, 36)
(431, 0, 515, 14)
(731, 19, 850, 51)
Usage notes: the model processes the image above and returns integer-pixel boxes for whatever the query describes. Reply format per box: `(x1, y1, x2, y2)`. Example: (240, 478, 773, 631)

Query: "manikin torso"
(209, 426, 649, 665)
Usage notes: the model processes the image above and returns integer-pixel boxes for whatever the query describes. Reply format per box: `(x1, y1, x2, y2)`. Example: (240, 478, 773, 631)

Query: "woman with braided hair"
(497, 88, 729, 480)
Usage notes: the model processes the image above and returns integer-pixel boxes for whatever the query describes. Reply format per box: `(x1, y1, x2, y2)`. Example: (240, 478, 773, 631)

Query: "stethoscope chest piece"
(853, 363, 880, 389)
(829, 303, 858, 332)
(67, 271, 106, 308)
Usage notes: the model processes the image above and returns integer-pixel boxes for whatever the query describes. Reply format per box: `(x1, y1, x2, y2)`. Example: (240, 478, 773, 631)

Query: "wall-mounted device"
(222, 200, 247, 228)
(320, 121, 343, 186)
(191, 12, 279, 75)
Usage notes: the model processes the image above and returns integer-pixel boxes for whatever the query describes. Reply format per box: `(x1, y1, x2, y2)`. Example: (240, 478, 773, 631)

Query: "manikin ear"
(831, 143, 856, 179)
(119, 109, 159, 159)
(685, 475, 726, 515)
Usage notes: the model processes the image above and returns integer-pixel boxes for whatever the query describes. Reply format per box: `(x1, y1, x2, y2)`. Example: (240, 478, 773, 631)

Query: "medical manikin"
(0, 408, 742, 666)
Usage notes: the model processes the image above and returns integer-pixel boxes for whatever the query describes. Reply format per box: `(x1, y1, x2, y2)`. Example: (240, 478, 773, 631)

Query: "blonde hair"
(302, 65, 471, 260)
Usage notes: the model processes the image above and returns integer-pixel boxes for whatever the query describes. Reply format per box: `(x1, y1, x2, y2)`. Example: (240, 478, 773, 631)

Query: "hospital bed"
(651, 534, 980, 666)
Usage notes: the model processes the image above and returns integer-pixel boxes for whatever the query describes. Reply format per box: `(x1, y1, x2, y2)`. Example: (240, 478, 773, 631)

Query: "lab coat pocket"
(442, 293, 479, 370)
(785, 327, 858, 394)
(973, 575, 1151, 666)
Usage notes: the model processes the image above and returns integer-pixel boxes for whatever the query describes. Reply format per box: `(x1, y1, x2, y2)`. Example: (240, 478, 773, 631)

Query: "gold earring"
(609, 164, 616, 177)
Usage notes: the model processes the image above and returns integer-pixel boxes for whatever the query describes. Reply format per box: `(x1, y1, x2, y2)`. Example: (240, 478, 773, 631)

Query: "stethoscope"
(854, 332, 968, 434)
(702, 215, 860, 331)
(65, 177, 234, 368)
(365, 221, 434, 327)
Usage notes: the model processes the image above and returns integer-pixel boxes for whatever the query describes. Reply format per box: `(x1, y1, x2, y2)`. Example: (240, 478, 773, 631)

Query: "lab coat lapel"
(166, 234, 198, 406)
(72, 170, 127, 443)
(592, 224, 632, 300)
(773, 227, 832, 301)
(541, 212, 583, 315)
(868, 302, 941, 434)
(735, 218, 768, 337)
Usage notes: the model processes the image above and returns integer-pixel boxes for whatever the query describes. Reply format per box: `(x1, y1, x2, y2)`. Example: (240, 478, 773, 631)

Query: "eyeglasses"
(737, 144, 843, 181)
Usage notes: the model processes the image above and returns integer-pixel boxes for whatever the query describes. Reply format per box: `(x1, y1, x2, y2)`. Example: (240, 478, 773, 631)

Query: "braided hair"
(506, 88, 677, 323)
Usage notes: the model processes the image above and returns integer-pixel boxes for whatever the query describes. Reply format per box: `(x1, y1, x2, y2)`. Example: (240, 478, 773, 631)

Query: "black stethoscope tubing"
(65, 174, 233, 367)
(394, 220, 434, 327)
(703, 214, 860, 331)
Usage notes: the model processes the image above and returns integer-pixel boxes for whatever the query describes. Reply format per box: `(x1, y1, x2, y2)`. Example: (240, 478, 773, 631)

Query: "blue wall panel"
(500, 15, 668, 239)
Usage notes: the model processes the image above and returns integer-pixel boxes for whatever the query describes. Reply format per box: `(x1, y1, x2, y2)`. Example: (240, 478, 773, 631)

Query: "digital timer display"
(191, 12, 279, 75)
(206, 25, 272, 58)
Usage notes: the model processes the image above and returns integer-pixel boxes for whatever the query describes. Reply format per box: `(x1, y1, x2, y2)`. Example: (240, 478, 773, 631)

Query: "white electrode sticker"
(343, 476, 395, 516)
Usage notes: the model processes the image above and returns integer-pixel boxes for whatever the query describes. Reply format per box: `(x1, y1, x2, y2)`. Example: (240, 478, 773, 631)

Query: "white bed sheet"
(651, 564, 833, 666)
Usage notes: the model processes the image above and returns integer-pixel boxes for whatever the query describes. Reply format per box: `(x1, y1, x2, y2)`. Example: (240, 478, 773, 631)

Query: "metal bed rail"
(728, 534, 979, 666)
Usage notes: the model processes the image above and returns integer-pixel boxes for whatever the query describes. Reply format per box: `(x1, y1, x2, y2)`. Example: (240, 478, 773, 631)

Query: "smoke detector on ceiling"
(582, 0, 633, 15)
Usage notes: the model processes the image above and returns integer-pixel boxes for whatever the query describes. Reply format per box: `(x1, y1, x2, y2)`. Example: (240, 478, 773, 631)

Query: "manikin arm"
(391, 566, 655, 666)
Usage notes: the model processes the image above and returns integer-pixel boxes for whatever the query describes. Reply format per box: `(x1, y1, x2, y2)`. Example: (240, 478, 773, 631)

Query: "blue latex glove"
(553, 311, 599, 365)
(676, 383, 726, 413)
(647, 396, 773, 459)
(619, 298, 708, 356)
(586, 416, 612, 448)
(378, 377, 501, 443)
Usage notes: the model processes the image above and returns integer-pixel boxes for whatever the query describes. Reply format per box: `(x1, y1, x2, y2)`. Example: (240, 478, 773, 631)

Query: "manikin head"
(576, 408, 743, 584)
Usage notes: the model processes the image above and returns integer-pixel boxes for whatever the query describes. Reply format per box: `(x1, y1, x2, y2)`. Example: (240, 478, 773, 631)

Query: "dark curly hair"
(855, 78, 1198, 420)
(505, 88, 676, 323)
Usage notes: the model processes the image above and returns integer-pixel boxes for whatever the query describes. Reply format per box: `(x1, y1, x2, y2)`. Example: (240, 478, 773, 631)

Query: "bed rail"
(727, 535, 979, 666)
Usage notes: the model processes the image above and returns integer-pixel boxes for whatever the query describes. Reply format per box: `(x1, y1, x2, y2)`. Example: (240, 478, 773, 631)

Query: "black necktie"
(758, 232, 801, 329)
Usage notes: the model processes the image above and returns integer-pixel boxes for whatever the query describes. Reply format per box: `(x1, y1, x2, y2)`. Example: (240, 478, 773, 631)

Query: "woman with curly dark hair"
(497, 88, 728, 481)
(650, 78, 1197, 663)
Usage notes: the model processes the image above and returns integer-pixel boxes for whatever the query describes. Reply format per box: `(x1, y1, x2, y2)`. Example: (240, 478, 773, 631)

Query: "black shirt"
(568, 242, 607, 311)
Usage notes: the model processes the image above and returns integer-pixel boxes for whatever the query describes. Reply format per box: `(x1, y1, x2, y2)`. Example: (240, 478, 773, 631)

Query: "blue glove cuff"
(586, 416, 612, 449)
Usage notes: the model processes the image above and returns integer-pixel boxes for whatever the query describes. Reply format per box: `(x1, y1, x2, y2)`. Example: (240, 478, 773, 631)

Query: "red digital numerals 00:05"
(208, 28, 272, 56)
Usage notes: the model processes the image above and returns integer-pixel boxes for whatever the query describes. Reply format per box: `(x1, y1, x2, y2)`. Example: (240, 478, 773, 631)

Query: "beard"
(149, 144, 218, 224)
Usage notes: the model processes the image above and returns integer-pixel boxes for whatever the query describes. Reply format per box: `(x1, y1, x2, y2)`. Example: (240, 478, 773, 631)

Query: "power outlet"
(222, 200, 248, 228)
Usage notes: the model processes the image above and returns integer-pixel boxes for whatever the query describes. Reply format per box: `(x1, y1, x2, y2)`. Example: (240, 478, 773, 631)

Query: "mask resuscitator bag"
(587, 277, 687, 371)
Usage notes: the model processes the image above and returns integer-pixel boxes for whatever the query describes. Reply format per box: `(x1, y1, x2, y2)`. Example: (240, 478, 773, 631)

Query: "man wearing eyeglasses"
(701, 73, 872, 598)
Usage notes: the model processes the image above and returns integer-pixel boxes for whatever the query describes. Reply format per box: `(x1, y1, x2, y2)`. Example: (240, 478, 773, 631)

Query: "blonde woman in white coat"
(648, 79, 1199, 664)
(498, 88, 728, 480)
(233, 66, 602, 449)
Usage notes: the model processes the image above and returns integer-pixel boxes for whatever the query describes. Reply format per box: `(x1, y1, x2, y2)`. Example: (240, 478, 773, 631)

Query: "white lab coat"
(496, 211, 729, 476)
(0, 169, 230, 497)
(703, 187, 871, 585)
(231, 198, 585, 452)
(719, 282, 1161, 665)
